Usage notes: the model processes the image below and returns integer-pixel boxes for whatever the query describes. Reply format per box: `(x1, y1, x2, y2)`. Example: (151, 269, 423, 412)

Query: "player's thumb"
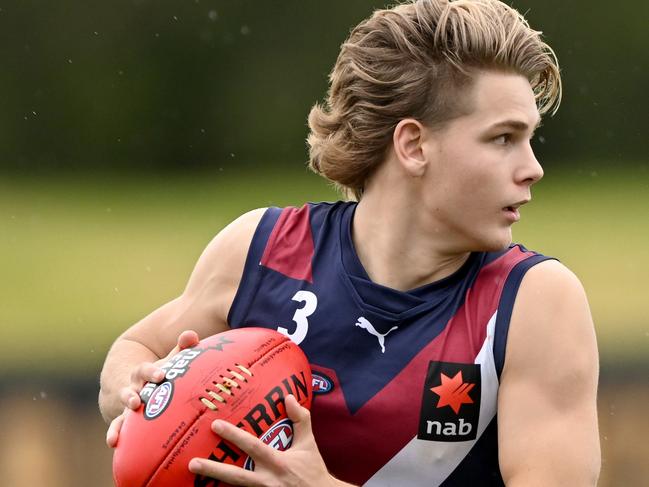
(177, 330, 200, 350)
(285, 394, 313, 441)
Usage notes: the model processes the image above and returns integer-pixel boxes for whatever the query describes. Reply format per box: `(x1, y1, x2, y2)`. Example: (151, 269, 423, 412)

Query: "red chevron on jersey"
(439, 245, 533, 359)
(260, 206, 314, 283)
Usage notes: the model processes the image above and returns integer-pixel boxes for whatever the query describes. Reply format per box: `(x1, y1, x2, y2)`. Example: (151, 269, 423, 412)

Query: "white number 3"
(277, 290, 317, 345)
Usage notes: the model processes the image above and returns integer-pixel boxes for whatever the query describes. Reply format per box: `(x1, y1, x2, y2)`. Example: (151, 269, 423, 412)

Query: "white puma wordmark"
(355, 316, 398, 353)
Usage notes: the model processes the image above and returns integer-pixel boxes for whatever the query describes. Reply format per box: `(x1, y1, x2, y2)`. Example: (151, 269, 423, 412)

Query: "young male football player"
(99, 0, 600, 485)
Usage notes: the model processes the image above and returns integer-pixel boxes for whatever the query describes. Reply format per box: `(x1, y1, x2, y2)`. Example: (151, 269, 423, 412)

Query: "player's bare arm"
(98, 207, 266, 424)
(498, 260, 600, 486)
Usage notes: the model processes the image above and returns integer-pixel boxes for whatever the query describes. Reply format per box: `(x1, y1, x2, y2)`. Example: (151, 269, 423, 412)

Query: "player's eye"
(493, 134, 511, 145)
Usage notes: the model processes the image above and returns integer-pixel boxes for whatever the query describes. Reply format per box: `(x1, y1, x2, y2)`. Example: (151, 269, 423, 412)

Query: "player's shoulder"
(178, 208, 270, 320)
(513, 258, 590, 330)
(185, 208, 268, 287)
(518, 258, 586, 300)
(505, 258, 596, 377)
(202, 207, 268, 261)
(201, 201, 349, 269)
(223, 207, 269, 237)
(254, 201, 352, 237)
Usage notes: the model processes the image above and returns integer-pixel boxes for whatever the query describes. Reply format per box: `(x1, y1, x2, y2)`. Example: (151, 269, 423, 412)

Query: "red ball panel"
(113, 327, 312, 487)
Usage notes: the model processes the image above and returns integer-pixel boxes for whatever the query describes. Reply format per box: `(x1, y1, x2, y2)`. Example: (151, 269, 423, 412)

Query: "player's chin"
(473, 229, 513, 252)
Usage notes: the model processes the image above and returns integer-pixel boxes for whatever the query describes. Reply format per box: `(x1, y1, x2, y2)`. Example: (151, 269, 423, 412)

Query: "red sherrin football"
(113, 328, 313, 487)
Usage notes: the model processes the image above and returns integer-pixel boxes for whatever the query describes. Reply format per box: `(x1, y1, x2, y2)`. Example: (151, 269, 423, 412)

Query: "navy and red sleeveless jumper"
(228, 201, 552, 486)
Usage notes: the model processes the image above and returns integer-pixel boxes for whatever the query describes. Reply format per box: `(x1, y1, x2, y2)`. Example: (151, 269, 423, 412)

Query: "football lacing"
(199, 363, 254, 411)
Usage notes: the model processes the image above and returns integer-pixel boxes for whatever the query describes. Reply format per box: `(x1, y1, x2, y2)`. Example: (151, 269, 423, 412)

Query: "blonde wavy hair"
(307, 0, 562, 200)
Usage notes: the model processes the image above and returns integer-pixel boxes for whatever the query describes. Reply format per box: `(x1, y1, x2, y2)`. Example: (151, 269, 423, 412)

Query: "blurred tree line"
(0, 0, 646, 174)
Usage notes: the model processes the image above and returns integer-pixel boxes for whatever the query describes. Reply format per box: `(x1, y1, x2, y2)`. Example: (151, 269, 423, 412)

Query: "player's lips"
(502, 199, 530, 222)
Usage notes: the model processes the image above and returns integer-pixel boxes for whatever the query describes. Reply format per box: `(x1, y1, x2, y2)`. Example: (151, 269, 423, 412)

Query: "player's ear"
(392, 118, 430, 177)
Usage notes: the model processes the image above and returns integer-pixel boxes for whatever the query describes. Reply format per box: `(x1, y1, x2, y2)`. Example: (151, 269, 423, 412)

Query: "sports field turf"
(0, 165, 647, 377)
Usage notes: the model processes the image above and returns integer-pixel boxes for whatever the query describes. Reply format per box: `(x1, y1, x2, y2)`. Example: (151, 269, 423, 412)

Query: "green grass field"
(0, 165, 647, 377)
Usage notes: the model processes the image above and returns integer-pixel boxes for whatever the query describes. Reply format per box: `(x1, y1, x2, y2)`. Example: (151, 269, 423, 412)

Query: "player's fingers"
(157, 330, 199, 365)
(106, 414, 125, 448)
(188, 458, 260, 486)
(285, 394, 313, 440)
(211, 420, 277, 465)
(131, 362, 165, 385)
(119, 387, 141, 410)
(177, 329, 200, 350)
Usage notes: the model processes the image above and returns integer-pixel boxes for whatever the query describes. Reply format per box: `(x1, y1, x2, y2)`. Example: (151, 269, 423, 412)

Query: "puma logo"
(355, 317, 398, 353)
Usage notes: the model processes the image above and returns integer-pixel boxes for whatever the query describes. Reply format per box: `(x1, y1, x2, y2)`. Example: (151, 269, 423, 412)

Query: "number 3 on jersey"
(277, 290, 317, 345)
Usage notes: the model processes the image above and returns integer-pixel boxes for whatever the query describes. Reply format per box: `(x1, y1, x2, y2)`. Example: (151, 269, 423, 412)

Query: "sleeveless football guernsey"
(227, 202, 553, 486)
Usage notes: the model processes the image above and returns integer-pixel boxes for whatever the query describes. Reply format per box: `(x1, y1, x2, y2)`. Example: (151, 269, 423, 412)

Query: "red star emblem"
(430, 371, 475, 414)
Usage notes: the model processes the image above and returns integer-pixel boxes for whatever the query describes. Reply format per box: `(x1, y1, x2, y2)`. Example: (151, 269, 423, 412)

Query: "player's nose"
(517, 144, 544, 185)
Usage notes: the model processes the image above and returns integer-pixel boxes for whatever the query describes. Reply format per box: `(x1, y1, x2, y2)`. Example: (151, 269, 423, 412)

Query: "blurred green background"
(0, 0, 647, 485)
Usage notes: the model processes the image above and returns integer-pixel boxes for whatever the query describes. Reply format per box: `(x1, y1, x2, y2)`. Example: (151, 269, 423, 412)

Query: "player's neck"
(352, 187, 470, 292)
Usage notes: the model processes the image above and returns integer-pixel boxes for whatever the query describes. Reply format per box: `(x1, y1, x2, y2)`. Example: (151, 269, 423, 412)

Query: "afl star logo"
(355, 317, 398, 353)
(144, 381, 173, 420)
(244, 419, 294, 470)
(312, 373, 334, 394)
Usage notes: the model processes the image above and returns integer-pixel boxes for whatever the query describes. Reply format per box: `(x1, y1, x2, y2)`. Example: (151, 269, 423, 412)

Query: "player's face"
(421, 70, 543, 251)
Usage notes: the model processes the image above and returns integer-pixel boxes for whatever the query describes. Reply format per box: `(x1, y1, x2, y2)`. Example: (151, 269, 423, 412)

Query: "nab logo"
(418, 361, 481, 442)
(244, 419, 294, 470)
(431, 371, 475, 414)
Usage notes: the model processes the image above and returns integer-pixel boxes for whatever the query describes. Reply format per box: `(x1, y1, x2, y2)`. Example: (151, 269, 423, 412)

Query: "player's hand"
(119, 330, 200, 412)
(106, 330, 200, 448)
(188, 395, 351, 487)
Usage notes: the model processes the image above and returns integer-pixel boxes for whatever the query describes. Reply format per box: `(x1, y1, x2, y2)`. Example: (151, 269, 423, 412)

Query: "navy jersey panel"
(441, 418, 504, 487)
(227, 201, 553, 486)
